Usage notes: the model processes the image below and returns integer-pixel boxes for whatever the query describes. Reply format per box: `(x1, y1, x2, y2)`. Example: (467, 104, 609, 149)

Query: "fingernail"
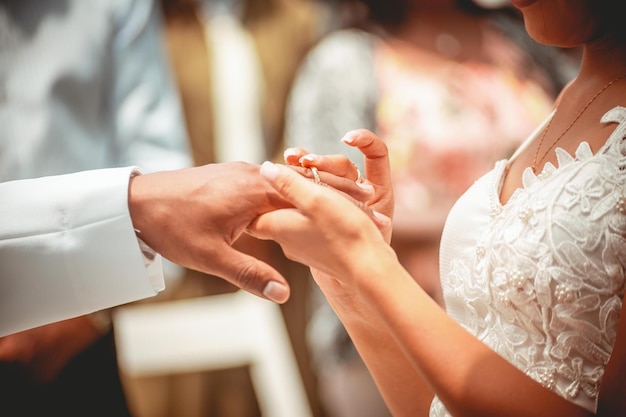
(372, 210, 391, 223)
(260, 161, 280, 181)
(263, 281, 290, 304)
(283, 148, 298, 160)
(299, 154, 319, 164)
(356, 182, 374, 192)
(341, 130, 357, 144)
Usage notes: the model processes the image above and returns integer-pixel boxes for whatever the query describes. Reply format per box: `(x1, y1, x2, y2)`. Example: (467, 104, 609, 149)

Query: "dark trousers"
(0, 328, 133, 417)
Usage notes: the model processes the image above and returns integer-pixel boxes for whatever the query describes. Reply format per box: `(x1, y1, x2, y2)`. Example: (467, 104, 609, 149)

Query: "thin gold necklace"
(531, 73, 626, 173)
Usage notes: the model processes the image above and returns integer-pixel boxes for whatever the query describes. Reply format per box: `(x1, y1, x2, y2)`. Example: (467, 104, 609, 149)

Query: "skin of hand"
(128, 161, 375, 304)
(249, 129, 395, 280)
(249, 159, 394, 279)
(0, 316, 103, 383)
(128, 162, 293, 303)
(283, 129, 395, 243)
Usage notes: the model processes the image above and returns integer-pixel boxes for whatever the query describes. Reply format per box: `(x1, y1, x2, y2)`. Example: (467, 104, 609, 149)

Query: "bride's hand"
(284, 129, 394, 243)
(247, 160, 395, 281)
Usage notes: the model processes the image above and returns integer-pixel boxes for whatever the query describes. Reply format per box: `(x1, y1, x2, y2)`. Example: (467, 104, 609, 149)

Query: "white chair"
(113, 290, 313, 417)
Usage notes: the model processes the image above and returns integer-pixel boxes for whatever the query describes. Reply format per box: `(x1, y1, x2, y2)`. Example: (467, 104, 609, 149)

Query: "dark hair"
(358, 0, 412, 27)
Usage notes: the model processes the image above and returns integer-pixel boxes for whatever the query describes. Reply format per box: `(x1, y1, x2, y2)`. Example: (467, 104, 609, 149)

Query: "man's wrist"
(127, 169, 146, 237)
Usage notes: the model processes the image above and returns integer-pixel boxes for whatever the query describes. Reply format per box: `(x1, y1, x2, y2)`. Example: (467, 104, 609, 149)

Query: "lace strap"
(598, 106, 626, 158)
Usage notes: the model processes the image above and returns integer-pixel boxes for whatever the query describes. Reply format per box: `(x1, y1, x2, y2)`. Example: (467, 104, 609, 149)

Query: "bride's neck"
(575, 33, 626, 85)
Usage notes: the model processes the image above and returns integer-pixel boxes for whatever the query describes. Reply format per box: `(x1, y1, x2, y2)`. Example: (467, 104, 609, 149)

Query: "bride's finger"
(340, 129, 394, 219)
(285, 147, 364, 185)
(283, 147, 311, 166)
(340, 129, 391, 187)
(282, 130, 392, 218)
(288, 165, 374, 203)
(255, 161, 390, 232)
(298, 153, 363, 183)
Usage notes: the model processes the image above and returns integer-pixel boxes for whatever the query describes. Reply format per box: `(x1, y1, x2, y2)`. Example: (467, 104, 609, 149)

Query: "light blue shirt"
(0, 0, 191, 180)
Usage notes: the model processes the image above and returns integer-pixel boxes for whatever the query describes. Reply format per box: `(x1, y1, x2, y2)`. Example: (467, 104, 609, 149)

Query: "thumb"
(206, 244, 291, 304)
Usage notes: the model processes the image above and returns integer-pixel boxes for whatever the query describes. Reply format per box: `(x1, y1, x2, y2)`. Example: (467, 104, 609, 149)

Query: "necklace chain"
(532, 73, 626, 173)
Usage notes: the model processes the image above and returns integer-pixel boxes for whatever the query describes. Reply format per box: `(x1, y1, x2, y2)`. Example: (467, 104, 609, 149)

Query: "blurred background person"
(0, 0, 191, 416)
(283, 0, 579, 416)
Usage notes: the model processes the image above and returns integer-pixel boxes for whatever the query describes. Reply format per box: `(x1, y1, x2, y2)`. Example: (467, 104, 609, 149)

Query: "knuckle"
(232, 260, 263, 293)
(353, 130, 388, 158)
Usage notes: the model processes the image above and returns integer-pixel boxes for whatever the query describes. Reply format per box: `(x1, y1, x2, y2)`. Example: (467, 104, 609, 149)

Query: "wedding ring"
(352, 162, 364, 183)
(311, 167, 321, 185)
(355, 167, 365, 183)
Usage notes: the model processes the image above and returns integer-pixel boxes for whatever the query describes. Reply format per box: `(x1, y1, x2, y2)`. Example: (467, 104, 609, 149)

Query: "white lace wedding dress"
(431, 107, 626, 416)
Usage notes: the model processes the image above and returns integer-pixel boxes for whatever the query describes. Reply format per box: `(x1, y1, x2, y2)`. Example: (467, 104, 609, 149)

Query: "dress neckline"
(492, 106, 626, 210)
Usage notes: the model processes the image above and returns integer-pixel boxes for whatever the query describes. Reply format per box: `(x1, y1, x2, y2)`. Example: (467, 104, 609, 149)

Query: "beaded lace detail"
(430, 107, 626, 416)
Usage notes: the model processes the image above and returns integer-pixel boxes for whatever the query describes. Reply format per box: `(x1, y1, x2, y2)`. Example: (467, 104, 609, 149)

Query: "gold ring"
(355, 167, 364, 183)
(352, 163, 365, 183)
(311, 167, 321, 184)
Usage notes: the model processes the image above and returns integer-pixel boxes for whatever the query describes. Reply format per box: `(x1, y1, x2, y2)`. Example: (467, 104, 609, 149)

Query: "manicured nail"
(341, 130, 357, 144)
(372, 210, 391, 223)
(260, 161, 280, 181)
(299, 154, 319, 164)
(263, 281, 290, 304)
(356, 182, 374, 192)
(283, 148, 298, 160)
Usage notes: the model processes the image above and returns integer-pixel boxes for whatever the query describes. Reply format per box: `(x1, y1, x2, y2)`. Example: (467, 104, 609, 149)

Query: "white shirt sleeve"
(0, 166, 164, 336)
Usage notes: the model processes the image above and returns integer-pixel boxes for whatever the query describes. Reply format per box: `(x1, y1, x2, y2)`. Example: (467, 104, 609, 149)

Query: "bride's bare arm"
(249, 130, 595, 416)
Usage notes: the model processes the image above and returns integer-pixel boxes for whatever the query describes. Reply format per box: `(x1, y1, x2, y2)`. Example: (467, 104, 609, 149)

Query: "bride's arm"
(249, 131, 595, 417)
(283, 130, 435, 415)
(314, 265, 436, 417)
